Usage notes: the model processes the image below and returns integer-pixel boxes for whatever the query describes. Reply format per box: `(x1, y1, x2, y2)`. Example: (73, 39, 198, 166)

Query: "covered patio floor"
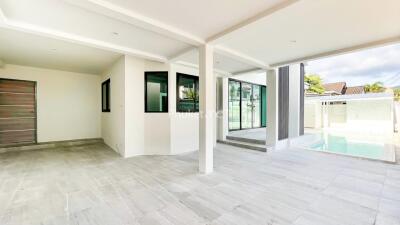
(1, 143, 399, 225)
(228, 128, 266, 143)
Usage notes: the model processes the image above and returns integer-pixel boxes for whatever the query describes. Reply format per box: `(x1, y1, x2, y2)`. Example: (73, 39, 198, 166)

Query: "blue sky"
(305, 43, 400, 87)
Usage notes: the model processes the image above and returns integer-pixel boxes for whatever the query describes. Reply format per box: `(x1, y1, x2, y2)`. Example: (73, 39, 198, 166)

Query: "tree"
(364, 82, 385, 93)
(305, 74, 325, 94)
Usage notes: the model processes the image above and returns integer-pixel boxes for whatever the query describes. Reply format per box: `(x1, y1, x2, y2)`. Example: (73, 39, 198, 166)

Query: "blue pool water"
(310, 134, 385, 160)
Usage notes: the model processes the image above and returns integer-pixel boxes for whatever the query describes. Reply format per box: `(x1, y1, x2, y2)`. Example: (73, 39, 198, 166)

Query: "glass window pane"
(229, 80, 241, 130)
(102, 84, 106, 109)
(102, 79, 110, 112)
(145, 72, 168, 112)
(252, 85, 261, 128)
(241, 83, 253, 129)
(177, 74, 199, 112)
(261, 86, 267, 127)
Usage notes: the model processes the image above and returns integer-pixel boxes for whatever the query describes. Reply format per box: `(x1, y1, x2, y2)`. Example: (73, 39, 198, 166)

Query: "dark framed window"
(102, 79, 110, 112)
(176, 73, 199, 112)
(145, 72, 168, 112)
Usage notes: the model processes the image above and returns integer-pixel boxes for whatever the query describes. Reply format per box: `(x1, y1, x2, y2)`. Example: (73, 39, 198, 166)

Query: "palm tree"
(364, 82, 385, 93)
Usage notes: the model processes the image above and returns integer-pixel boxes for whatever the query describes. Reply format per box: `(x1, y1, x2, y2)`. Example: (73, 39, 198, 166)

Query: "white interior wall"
(143, 60, 171, 155)
(169, 63, 200, 155)
(0, 64, 101, 143)
(1, 54, 225, 157)
(101, 56, 125, 156)
(101, 57, 205, 157)
(124, 56, 146, 157)
(102, 55, 173, 157)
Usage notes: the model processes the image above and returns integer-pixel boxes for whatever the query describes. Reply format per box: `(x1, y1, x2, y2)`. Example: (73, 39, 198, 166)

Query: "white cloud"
(305, 43, 400, 87)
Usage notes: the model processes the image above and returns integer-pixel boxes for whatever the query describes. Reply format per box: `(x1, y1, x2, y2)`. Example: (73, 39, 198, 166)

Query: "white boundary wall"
(305, 93, 394, 135)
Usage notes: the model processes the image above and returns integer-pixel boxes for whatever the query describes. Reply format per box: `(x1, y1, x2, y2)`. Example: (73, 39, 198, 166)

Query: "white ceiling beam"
(215, 45, 269, 70)
(206, 0, 300, 43)
(168, 47, 195, 63)
(270, 36, 400, 68)
(173, 61, 232, 77)
(63, 0, 204, 46)
(232, 68, 265, 76)
(0, 8, 167, 62)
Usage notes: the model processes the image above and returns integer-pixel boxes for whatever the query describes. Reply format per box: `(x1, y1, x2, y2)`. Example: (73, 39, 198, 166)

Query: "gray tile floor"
(0, 143, 400, 225)
(228, 128, 266, 141)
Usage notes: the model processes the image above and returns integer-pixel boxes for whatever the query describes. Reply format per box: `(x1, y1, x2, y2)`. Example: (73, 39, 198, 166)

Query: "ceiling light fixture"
(112, 32, 119, 36)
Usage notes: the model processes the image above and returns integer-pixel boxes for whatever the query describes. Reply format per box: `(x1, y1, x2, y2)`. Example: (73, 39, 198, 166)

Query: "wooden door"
(0, 78, 36, 146)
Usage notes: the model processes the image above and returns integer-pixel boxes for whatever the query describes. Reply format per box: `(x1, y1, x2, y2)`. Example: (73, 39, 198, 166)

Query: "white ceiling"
(174, 49, 257, 74)
(0, 27, 121, 74)
(94, 0, 286, 39)
(215, 0, 400, 66)
(0, 0, 191, 59)
(0, 0, 399, 75)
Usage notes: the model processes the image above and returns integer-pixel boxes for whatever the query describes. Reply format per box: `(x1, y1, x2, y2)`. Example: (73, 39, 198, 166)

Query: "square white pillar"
(266, 69, 278, 146)
(217, 77, 228, 141)
(199, 44, 214, 174)
(288, 64, 301, 138)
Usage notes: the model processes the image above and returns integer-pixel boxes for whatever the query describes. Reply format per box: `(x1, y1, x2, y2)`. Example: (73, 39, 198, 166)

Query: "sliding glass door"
(228, 79, 266, 131)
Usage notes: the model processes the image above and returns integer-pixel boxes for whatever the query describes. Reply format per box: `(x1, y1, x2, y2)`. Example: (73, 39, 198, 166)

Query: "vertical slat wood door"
(0, 79, 36, 146)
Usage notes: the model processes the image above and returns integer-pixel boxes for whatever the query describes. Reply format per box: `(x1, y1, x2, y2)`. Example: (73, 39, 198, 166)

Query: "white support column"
(266, 69, 278, 146)
(217, 77, 228, 141)
(288, 64, 301, 138)
(199, 44, 214, 174)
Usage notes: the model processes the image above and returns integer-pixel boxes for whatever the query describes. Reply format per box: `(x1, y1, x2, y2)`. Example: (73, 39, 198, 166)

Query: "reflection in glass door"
(252, 85, 261, 128)
(228, 80, 241, 130)
(241, 83, 253, 129)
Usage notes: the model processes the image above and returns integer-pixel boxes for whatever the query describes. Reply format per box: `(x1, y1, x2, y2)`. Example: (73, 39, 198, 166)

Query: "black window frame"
(144, 71, 169, 113)
(102, 79, 110, 112)
(176, 73, 199, 113)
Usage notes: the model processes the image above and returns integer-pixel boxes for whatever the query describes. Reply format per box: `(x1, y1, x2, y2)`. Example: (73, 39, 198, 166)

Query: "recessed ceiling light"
(112, 32, 119, 36)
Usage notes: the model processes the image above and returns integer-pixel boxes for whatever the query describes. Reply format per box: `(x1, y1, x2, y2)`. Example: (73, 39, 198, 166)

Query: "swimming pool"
(307, 133, 395, 162)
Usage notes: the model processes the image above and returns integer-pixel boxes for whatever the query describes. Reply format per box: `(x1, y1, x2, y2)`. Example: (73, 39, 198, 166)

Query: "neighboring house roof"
(323, 82, 347, 95)
(345, 86, 365, 95)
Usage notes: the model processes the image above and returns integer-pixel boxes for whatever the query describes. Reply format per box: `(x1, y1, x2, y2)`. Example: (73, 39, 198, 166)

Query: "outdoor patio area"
(0, 143, 399, 225)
